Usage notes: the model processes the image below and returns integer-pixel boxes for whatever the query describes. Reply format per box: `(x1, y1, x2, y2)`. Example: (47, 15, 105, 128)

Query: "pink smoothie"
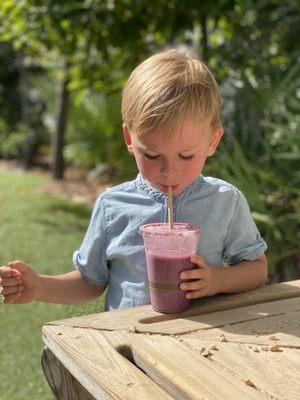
(147, 252, 195, 313)
(139, 222, 201, 314)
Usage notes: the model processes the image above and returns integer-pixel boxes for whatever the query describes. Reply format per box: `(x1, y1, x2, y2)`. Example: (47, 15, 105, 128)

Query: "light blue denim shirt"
(73, 173, 267, 311)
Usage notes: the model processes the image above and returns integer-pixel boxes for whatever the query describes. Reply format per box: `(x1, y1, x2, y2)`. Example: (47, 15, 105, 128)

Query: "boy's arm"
(0, 261, 105, 305)
(38, 270, 106, 305)
(180, 254, 268, 298)
(217, 254, 268, 294)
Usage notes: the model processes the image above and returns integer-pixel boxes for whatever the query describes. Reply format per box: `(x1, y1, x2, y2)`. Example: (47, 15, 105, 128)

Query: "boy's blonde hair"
(122, 49, 221, 136)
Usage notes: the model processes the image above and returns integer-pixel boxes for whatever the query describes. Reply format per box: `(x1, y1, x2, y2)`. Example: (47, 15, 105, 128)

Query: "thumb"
(8, 260, 32, 275)
(190, 254, 207, 268)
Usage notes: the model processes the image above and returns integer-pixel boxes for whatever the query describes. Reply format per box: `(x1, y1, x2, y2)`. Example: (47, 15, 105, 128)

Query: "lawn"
(0, 169, 105, 400)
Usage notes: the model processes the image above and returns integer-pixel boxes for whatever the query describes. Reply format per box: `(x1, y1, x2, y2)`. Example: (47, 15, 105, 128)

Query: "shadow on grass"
(46, 201, 91, 219)
(35, 218, 86, 233)
(35, 200, 92, 233)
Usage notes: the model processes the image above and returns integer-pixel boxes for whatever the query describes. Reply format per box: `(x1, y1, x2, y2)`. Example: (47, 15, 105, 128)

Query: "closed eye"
(179, 154, 195, 160)
(144, 153, 160, 160)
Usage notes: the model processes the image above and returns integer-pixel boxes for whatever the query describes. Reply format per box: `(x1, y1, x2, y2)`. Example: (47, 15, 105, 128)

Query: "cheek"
(135, 155, 159, 178)
(185, 164, 200, 179)
(183, 157, 206, 180)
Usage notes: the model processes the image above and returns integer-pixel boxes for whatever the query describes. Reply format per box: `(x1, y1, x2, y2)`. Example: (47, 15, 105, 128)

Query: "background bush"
(0, 0, 299, 281)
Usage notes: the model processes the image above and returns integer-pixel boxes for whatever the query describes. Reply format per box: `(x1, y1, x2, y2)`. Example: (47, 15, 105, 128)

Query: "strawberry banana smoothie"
(139, 223, 201, 313)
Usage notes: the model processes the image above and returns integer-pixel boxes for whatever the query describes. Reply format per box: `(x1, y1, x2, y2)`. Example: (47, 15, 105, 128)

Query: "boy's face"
(123, 117, 223, 196)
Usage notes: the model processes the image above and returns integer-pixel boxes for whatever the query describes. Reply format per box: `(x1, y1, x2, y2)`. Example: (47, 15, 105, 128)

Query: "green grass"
(0, 170, 105, 400)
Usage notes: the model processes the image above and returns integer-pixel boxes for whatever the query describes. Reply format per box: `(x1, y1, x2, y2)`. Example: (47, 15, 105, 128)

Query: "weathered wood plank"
(101, 331, 268, 400)
(41, 281, 300, 400)
(135, 297, 300, 335)
(46, 280, 300, 335)
(181, 308, 300, 348)
(42, 325, 174, 400)
(49, 296, 299, 335)
(180, 339, 300, 400)
(41, 347, 95, 400)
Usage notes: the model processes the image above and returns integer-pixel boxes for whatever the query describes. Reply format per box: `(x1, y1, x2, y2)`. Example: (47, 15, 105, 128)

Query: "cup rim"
(139, 222, 201, 237)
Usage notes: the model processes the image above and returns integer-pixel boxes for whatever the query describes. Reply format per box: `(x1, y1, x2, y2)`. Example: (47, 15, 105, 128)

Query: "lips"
(160, 184, 180, 192)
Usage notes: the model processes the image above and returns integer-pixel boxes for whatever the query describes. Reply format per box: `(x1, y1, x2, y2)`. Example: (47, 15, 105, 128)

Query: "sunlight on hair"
(122, 49, 221, 138)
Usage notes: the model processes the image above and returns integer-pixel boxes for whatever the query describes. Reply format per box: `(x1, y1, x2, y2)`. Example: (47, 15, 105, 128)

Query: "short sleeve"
(223, 192, 267, 265)
(73, 195, 109, 284)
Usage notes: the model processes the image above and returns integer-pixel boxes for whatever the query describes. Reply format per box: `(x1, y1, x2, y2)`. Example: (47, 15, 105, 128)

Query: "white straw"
(167, 186, 173, 229)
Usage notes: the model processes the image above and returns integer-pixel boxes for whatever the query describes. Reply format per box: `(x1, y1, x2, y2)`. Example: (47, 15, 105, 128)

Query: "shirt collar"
(135, 173, 204, 202)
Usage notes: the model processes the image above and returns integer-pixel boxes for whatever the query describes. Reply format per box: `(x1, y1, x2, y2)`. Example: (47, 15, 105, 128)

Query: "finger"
(0, 277, 22, 287)
(0, 267, 21, 278)
(190, 254, 207, 267)
(180, 269, 206, 280)
(185, 289, 207, 299)
(3, 291, 22, 304)
(7, 261, 29, 274)
(1, 285, 23, 297)
(180, 280, 206, 292)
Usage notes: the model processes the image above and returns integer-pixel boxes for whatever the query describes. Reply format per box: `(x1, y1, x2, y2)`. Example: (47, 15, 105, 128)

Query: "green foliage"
(66, 91, 137, 181)
(32, 73, 137, 180)
(210, 0, 299, 79)
(0, 89, 49, 163)
(206, 61, 300, 281)
(207, 135, 299, 281)
(0, 124, 27, 158)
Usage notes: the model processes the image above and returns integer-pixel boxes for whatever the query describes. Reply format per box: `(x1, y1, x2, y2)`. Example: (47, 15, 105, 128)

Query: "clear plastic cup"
(139, 222, 201, 313)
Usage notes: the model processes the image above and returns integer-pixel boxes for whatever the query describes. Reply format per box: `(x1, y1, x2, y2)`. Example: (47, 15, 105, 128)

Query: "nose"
(160, 157, 178, 179)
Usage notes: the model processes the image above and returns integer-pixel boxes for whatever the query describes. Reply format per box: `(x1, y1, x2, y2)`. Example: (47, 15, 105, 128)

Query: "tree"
(0, 0, 232, 177)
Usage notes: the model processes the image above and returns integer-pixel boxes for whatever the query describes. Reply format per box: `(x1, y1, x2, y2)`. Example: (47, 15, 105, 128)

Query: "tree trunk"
(53, 77, 69, 180)
(18, 54, 32, 170)
(200, 13, 209, 62)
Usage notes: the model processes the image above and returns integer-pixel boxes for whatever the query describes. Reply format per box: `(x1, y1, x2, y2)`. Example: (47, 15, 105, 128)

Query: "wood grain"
(48, 296, 300, 336)
(181, 308, 300, 348)
(101, 330, 268, 400)
(41, 280, 300, 399)
(46, 280, 300, 335)
(179, 339, 300, 400)
(41, 347, 95, 400)
(42, 325, 174, 400)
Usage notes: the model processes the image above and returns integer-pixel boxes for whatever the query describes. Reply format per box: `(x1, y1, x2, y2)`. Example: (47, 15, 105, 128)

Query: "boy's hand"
(0, 261, 42, 304)
(180, 254, 222, 299)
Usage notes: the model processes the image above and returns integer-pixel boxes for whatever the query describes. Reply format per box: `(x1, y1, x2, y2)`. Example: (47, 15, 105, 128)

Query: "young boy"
(0, 50, 267, 310)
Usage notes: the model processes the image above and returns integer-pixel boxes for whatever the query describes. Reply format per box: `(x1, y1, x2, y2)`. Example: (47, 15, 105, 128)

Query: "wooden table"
(42, 280, 300, 400)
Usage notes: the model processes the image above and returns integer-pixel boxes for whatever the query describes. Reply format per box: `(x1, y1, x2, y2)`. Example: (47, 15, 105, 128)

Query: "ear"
(122, 123, 134, 155)
(207, 126, 224, 157)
